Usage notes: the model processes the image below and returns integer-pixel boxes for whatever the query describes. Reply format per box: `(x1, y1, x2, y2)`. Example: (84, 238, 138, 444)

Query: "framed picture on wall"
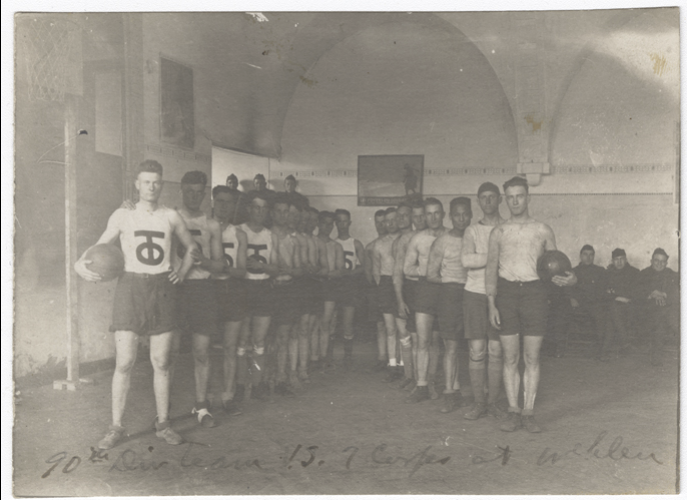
(357, 155, 424, 206)
(160, 56, 194, 149)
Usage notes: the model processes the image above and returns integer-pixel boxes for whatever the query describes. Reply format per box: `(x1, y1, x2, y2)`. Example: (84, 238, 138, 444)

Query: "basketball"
(84, 244, 125, 282)
(537, 250, 572, 281)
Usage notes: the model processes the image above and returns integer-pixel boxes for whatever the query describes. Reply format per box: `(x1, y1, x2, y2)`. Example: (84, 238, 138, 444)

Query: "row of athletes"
(75, 161, 368, 451)
(366, 177, 576, 434)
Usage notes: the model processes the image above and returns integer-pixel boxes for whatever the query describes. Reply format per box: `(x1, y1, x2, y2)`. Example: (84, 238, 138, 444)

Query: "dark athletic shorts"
(273, 281, 301, 326)
(244, 279, 275, 317)
(463, 289, 500, 341)
(414, 278, 442, 316)
(377, 276, 396, 315)
(290, 277, 310, 317)
(366, 282, 383, 322)
(437, 282, 465, 341)
(216, 278, 248, 323)
(178, 279, 218, 337)
(321, 277, 339, 303)
(397, 278, 418, 333)
(337, 275, 358, 307)
(110, 271, 178, 336)
(306, 277, 323, 315)
(495, 277, 548, 337)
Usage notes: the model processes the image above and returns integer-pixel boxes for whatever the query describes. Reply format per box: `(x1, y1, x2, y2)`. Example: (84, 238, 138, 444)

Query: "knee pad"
(237, 347, 246, 357)
(469, 346, 487, 363)
(253, 346, 265, 356)
(400, 337, 412, 348)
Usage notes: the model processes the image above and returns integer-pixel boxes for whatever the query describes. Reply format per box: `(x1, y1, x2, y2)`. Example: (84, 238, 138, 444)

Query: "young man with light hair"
(486, 176, 576, 433)
(461, 182, 506, 420)
(75, 160, 197, 449)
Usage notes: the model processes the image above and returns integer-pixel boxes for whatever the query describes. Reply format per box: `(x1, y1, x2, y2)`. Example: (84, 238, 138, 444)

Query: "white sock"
(389, 358, 397, 367)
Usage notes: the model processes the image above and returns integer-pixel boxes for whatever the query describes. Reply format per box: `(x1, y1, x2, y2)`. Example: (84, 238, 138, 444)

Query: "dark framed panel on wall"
(357, 155, 424, 206)
(160, 55, 194, 149)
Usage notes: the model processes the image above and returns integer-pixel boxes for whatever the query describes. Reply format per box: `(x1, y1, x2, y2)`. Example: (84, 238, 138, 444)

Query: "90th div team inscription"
(41, 430, 662, 480)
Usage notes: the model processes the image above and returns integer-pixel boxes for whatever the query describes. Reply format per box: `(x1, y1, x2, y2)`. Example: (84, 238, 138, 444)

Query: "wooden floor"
(13, 339, 679, 496)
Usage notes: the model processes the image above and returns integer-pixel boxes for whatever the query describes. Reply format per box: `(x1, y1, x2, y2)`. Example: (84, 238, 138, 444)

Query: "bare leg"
(320, 301, 336, 359)
(428, 330, 441, 390)
(222, 320, 242, 401)
(522, 336, 543, 411)
(310, 314, 322, 362)
(192, 333, 211, 405)
(499, 334, 521, 411)
(250, 315, 272, 386)
(383, 313, 398, 365)
(410, 330, 419, 380)
(149, 331, 175, 423)
(443, 339, 459, 393)
(168, 330, 181, 385)
(415, 313, 434, 386)
(376, 320, 387, 362)
(275, 323, 292, 383)
(111, 330, 139, 427)
(469, 339, 487, 403)
(487, 339, 503, 404)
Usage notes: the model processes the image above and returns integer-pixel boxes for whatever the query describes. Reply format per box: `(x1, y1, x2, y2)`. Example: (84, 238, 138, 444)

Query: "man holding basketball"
(75, 160, 197, 450)
(486, 176, 576, 433)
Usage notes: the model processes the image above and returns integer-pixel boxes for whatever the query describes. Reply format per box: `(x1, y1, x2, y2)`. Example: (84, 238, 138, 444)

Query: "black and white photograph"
(7, 4, 681, 497)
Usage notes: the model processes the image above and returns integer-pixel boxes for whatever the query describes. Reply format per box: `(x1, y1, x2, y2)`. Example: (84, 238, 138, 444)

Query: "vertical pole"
(65, 94, 80, 383)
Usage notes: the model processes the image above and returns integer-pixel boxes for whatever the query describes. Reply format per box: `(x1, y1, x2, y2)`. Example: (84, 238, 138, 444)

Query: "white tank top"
(173, 212, 212, 280)
(335, 237, 359, 271)
(498, 221, 548, 282)
(118, 207, 174, 275)
(216, 223, 239, 280)
(241, 223, 273, 281)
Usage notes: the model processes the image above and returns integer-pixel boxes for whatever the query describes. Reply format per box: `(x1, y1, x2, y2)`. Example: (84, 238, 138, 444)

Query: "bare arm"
(485, 226, 502, 330)
(371, 242, 382, 285)
(350, 239, 366, 276)
(426, 237, 445, 284)
(392, 235, 410, 316)
(364, 242, 376, 284)
(171, 211, 199, 283)
(195, 219, 225, 274)
(403, 236, 422, 278)
(461, 226, 486, 269)
(329, 242, 345, 277)
(263, 233, 281, 276)
(74, 210, 123, 281)
(228, 229, 247, 279)
(544, 225, 577, 287)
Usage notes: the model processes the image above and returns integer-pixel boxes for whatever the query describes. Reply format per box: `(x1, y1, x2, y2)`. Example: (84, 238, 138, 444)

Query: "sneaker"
(404, 380, 417, 392)
(274, 381, 296, 398)
(464, 402, 488, 420)
(522, 415, 542, 433)
(192, 407, 216, 428)
(155, 425, 184, 445)
(405, 385, 429, 404)
(500, 411, 522, 432)
(428, 382, 440, 400)
(486, 403, 507, 420)
(394, 377, 415, 390)
(98, 425, 125, 450)
(234, 384, 246, 403)
(222, 399, 243, 416)
(439, 392, 457, 413)
(374, 359, 387, 372)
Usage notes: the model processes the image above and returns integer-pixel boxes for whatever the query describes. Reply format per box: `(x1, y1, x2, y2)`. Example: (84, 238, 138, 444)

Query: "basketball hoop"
(17, 15, 80, 102)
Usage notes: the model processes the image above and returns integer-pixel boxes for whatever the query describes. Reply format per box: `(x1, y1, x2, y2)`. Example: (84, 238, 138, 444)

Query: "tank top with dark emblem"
(119, 207, 175, 275)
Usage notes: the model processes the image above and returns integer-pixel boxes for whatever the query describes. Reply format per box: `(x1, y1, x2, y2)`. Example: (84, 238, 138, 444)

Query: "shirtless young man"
(172, 171, 226, 428)
(270, 193, 303, 397)
(403, 198, 448, 403)
(372, 208, 402, 382)
(365, 210, 389, 370)
(426, 197, 472, 413)
(486, 176, 576, 432)
(313, 211, 345, 370)
(75, 160, 197, 449)
(461, 182, 507, 421)
(239, 191, 280, 401)
(212, 185, 248, 416)
(391, 200, 425, 390)
(334, 209, 366, 369)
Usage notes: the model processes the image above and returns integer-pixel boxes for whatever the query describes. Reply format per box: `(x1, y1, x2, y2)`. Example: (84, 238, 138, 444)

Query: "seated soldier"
(635, 248, 679, 366)
(569, 245, 611, 360)
(605, 248, 640, 357)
